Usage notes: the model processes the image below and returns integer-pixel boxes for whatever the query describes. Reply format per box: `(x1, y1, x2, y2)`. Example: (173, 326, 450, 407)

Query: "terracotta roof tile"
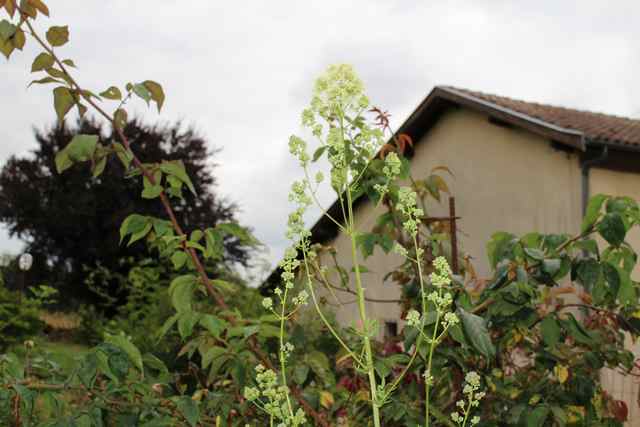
(444, 87, 640, 147)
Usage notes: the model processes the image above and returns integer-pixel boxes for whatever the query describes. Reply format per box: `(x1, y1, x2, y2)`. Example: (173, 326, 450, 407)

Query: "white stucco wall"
(319, 107, 583, 328)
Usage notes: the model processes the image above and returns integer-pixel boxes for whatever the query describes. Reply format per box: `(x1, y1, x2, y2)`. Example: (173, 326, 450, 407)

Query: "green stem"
(278, 287, 294, 420)
(346, 182, 381, 427)
(425, 311, 440, 427)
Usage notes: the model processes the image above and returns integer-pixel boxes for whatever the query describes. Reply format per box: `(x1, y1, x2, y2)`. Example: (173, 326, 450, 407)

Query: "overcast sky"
(2, 1, 640, 280)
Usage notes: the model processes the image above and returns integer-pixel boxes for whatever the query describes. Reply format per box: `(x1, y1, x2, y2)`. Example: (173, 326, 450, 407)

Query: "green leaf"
(31, 52, 54, 72)
(169, 275, 197, 312)
(199, 314, 227, 338)
(562, 314, 593, 345)
(157, 313, 179, 340)
(487, 232, 515, 268)
(12, 28, 25, 50)
(0, 19, 15, 41)
(312, 146, 327, 162)
(141, 184, 163, 199)
(201, 346, 225, 369)
(575, 259, 601, 292)
(457, 308, 495, 358)
(172, 396, 200, 427)
(133, 83, 151, 104)
(100, 86, 122, 100)
(0, 36, 14, 59)
(216, 222, 254, 244)
(523, 248, 545, 261)
(293, 364, 310, 385)
(119, 214, 152, 246)
(143, 80, 165, 112)
(45, 25, 69, 47)
(582, 194, 607, 232)
(114, 108, 128, 129)
(61, 58, 76, 67)
(66, 134, 98, 161)
(28, 77, 64, 87)
(46, 25, 69, 47)
(597, 212, 626, 246)
(177, 311, 200, 339)
(53, 86, 75, 123)
(171, 251, 188, 270)
(160, 160, 196, 195)
(527, 405, 550, 427)
(104, 333, 143, 373)
(356, 232, 378, 258)
(306, 350, 333, 386)
(616, 265, 635, 305)
(540, 316, 561, 347)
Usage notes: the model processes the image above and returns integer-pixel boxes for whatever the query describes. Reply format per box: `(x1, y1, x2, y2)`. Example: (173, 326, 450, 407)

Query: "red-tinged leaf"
(53, 86, 74, 123)
(143, 80, 165, 112)
(0, 37, 14, 59)
(31, 52, 54, 72)
(12, 28, 24, 49)
(27, 76, 63, 87)
(28, 0, 48, 16)
(378, 143, 395, 159)
(431, 165, 454, 176)
(5, 1, 16, 18)
(19, 0, 36, 18)
(46, 25, 69, 47)
(396, 133, 413, 154)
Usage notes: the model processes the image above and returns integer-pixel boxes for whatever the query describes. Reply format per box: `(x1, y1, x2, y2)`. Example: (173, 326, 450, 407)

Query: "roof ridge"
(439, 85, 640, 124)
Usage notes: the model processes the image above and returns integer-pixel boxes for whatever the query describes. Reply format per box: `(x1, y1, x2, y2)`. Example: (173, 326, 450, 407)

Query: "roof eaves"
(436, 86, 587, 151)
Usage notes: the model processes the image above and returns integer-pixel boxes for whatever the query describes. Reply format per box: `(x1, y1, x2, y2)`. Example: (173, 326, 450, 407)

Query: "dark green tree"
(0, 118, 251, 308)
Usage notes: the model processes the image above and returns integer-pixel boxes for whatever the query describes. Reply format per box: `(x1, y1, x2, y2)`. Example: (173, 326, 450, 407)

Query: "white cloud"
(2, 0, 640, 271)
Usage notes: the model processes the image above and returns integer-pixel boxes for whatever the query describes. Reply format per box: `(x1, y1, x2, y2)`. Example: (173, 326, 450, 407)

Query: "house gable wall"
(319, 107, 583, 328)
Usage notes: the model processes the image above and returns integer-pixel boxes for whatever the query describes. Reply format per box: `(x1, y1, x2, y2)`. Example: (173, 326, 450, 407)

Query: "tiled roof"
(444, 87, 640, 148)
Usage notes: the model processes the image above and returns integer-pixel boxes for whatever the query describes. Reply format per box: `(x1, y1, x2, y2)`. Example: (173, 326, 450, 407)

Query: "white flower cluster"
(430, 256, 452, 287)
(392, 242, 408, 258)
(289, 135, 310, 166)
(405, 309, 421, 327)
(397, 187, 424, 236)
(451, 371, 485, 426)
(281, 342, 295, 360)
(375, 152, 403, 198)
(244, 365, 307, 426)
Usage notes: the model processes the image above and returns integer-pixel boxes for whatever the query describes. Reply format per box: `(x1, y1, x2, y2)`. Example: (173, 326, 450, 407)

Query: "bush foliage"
(0, 2, 638, 426)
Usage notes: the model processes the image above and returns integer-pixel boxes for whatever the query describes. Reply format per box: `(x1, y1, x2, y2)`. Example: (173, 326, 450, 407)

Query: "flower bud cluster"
(397, 187, 423, 236)
(244, 365, 307, 426)
(451, 371, 484, 426)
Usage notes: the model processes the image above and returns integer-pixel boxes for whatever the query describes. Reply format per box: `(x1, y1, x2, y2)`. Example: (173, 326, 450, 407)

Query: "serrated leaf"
(53, 86, 74, 123)
(31, 52, 54, 72)
(457, 308, 495, 358)
(100, 86, 122, 100)
(143, 80, 165, 112)
(46, 25, 69, 47)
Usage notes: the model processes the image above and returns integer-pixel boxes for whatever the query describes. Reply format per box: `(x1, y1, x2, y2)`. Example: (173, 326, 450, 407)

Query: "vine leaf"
(143, 80, 165, 112)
